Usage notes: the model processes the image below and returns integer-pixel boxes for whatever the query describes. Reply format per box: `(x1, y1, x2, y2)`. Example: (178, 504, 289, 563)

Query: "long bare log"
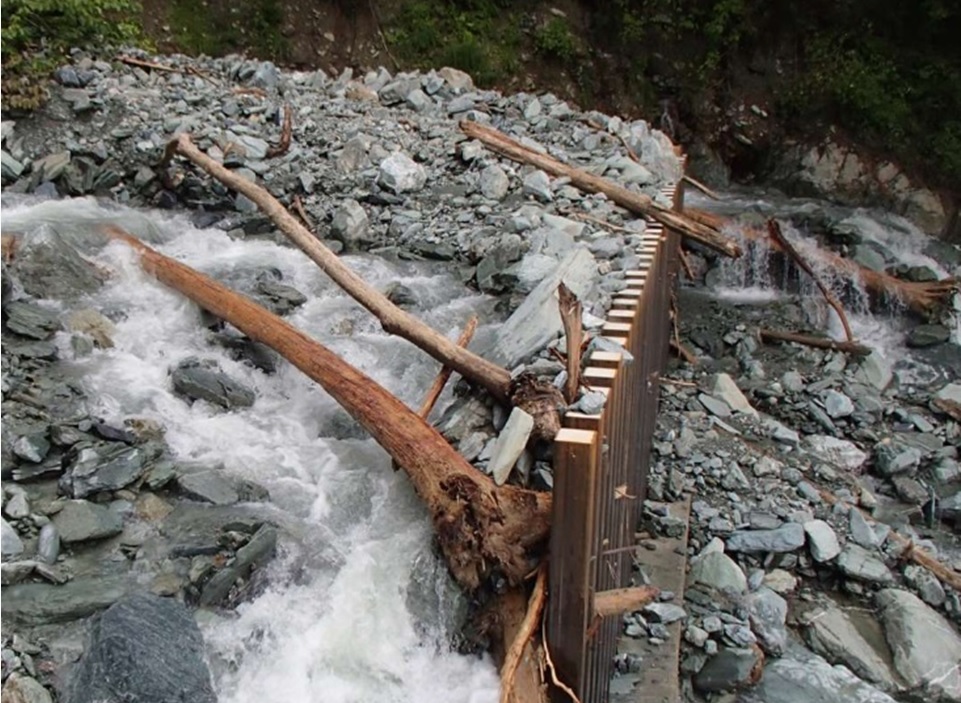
(162, 134, 514, 400)
(103, 226, 551, 590)
(459, 120, 742, 259)
(767, 219, 855, 342)
(759, 328, 871, 356)
(687, 208, 960, 317)
(592, 585, 660, 618)
(500, 564, 548, 703)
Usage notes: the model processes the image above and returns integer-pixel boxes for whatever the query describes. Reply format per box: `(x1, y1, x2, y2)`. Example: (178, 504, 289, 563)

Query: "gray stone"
(438, 66, 474, 91)
(802, 602, 900, 690)
(479, 165, 510, 200)
(906, 324, 950, 348)
(823, 390, 854, 418)
(747, 587, 788, 656)
(248, 61, 279, 89)
(171, 358, 255, 409)
(936, 383, 961, 405)
(804, 520, 841, 562)
(378, 152, 426, 193)
(836, 544, 894, 584)
(805, 435, 868, 470)
(522, 170, 552, 202)
(738, 644, 898, 703)
(877, 588, 961, 701)
(52, 500, 123, 543)
(62, 443, 151, 498)
(35, 151, 71, 181)
(2, 518, 24, 558)
(694, 647, 761, 693)
(874, 441, 922, 476)
(405, 88, 431, 112)
(726, 523, 805, 554)
(254, 279, 307, 316)
(849, 507, 882, 548)
(851, 244, 888, 272)
(711, 373, 758, 417)
(12, 433, 49, 463)
(575, 391, 607, 415)
(856, 352, 893, 391)
(699, 393, 732, 418)
(4, 491, 29, 519)
(67, 592, 216, 703)
(177, 471, 239, 505)
(489, 408, 534, 486)
(688, 550, 747, 594)
(2, 150, 24, 181)
(199, 525, 278, 607)
(331, 199, 371, 250)
(4, 302, 60, 340)
(784, 370, 806, 392)
(485, 247, 596, 367)
(36, 524, 59, 565)
(1, 674, 53, 703)
(1, 576, 129, 626)
(10, 228, 104, 300)
(643, 603, 687, 624)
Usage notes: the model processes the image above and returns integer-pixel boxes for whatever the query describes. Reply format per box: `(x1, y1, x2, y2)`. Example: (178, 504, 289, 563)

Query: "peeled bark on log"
(459, 120, 742, 259)
(592, 586, 659, 618)
(265, 103, 292, 159)
(500, 564, 548, 703)
(686, 208, 960, 317)
(163, 136, 561, 426)
(103, 226, 551, 590)
(759, 328, 871, 356)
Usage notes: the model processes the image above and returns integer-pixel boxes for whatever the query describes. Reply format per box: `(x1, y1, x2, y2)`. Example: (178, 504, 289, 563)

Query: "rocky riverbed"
(1, 48, 960, 703)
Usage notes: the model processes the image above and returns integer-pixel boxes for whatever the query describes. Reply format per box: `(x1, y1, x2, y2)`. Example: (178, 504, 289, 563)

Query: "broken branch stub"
(459, 120, 742, 259)
(103, 226, 551, 591)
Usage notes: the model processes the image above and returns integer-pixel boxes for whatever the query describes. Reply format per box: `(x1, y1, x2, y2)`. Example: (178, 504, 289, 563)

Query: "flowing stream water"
(2, 194, 502, 703)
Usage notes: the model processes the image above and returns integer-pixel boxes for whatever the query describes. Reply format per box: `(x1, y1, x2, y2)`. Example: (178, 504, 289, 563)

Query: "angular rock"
(2, 518, 24, 558)
(177, 471, 240, 505)
(643, 602, 687, 624)
(4, 302, 60, 340)
(822, 390, 854, 418)
(877, 588, 961, 701)
(804, 520, 841, 562)
(489, 408, 535, 486)
(836, 544, 894, 584)
(748, 587, 788, 656)
(479, 165, 510, 200)
(803, 602, 901, 690)
(849, 507, 882, 548)
(11, 228, 104, 300)
(805, 435, 868, 470)
(906, 324, 950, 348)
(199, 525, 278, 606)
(694, 647, 761, 693)
(377, 152, 426, 193)
(856, 352, 893, 391)
(62, 443, 151, 498)
(522, 169, 552, 202)
(726, 523, 805, 554)
(688, 550, 747, 594)
(36, 523, 60, 564)
(12, 433, 50, 463)
(738, 644, 898, 703)
(1, 576, 128, 626)
(171, 358, 255, 409)
(67, 592, 217, 703)
(51, 500, 123, 543)
(874, 440, 922, 476)
(331, 199, 371, 250)
(711, 373, 758, 417)
(1, 674, 53, 703)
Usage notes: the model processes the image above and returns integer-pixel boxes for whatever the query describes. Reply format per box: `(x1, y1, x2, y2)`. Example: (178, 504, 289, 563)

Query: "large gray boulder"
(66, 592, 216, 703)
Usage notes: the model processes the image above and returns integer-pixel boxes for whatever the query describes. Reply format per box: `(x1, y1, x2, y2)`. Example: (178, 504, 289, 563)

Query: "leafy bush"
(534, 18, 577, 62)
(2, 0, 142, 110)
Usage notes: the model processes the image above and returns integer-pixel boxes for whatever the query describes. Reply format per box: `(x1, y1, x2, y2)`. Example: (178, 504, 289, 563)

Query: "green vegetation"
(1, 0, 142, 110)
(591, 0, 961, 186)
(167, 0, 288, 59)
(533, 17, 578, 63)
(386, 0, 522, 86)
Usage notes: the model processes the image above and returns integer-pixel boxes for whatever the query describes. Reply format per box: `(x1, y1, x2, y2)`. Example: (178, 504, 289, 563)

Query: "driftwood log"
(686, 208, 960, 317)
(459, 120, 742, 259)
(759, 328, 871, 356)
(162, 133, 565, 438)
(104, 226, 551, 590)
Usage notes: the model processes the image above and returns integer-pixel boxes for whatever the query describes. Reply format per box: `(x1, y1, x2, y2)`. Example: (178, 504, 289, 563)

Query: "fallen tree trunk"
(759, 328, 872, 356)
(686, 208, 959, 317)
(459, 120, 742, 259)
(104, 226, 551, 590)
(162, 135, 519, 406)
(558, 283, 583, 404)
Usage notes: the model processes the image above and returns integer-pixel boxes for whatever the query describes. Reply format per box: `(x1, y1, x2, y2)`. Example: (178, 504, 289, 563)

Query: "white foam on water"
(2, 196, 501, 703)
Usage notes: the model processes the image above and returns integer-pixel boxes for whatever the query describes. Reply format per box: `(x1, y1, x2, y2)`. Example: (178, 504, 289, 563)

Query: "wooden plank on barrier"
(548, 428, 600, 702)
(583, 366, 617, 388)
(589, 350, 624, 369)
(602, 322, 632, 337)
(608, 309, 635, 322)
(612, 297, 639, 309)
(609, 497, 693, 703)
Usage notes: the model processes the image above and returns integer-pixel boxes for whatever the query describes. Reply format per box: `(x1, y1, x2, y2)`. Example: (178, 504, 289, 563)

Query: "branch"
(682, 175, 721, 201)
(592, 585, 659, 618)
(759, 328, 871, 356)
(558, 283, 583, 404)
(265, 103, 293, 159)
(501, 564, 548, 703)
(767, 219, 854, 342)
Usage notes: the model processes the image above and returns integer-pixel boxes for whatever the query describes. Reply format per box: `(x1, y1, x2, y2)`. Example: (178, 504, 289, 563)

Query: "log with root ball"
(161, 134, 565, 439)
(103, 225, 551, 591)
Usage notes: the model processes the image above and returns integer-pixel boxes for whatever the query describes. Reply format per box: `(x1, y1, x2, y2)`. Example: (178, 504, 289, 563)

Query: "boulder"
(377, 152, 426, 193)
(66, 593, 217, 703)
(52, 500, 123, 543)
(171, 358, 255, 409)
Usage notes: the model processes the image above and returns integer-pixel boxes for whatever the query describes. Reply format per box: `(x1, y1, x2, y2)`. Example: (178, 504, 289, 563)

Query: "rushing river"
(2, 195, 501, 703)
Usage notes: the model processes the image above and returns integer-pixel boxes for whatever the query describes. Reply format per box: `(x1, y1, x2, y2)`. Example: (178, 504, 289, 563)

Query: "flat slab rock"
(67, 592, 216, 703)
